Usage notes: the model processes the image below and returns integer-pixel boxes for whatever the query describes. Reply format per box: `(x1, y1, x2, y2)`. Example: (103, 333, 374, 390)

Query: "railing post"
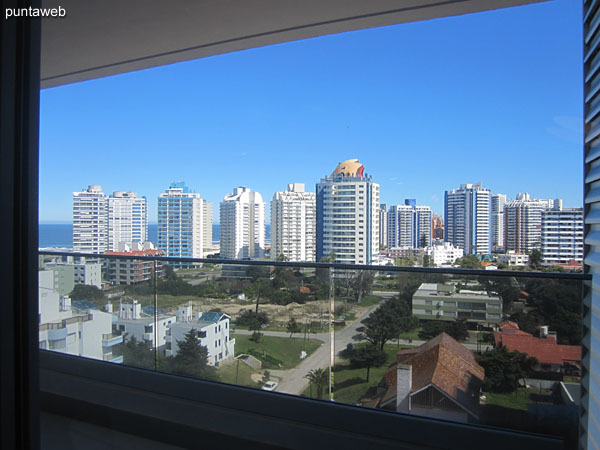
(328, 265, 334, 402)
(153, 259, 159, 371)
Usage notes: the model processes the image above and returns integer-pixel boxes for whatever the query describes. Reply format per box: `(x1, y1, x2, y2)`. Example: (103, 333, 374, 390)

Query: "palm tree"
(304, 368, 328, 399)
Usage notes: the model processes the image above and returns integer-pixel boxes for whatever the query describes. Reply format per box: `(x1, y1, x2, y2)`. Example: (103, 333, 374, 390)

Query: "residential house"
(369, 333, 484, 423)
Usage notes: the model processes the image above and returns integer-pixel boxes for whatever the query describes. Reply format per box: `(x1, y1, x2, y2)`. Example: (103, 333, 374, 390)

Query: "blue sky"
(39, 0, 583, 223)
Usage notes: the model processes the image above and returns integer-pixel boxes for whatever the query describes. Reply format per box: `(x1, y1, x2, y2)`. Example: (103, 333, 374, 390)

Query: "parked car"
(261, 381, 278, 391)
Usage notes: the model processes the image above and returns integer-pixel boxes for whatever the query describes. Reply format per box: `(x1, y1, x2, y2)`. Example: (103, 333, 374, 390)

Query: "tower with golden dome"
(316, 159, 380, 264)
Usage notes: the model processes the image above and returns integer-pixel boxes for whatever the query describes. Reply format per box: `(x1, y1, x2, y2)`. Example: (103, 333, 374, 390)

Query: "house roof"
(495, 333, 581, 366)
(198, 312, 229, 323)
(377, 333, 484, 417)
(72, 300, 100, 311)
(497, 321, 531, 336)
(494, 323, 581, 366)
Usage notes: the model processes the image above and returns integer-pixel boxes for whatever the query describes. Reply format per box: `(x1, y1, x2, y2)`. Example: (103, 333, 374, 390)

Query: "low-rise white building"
(496, 251, 529, 267)
(45, 261, 102, 289)
(422, 242, 464, 266)
(38, 285, 122, 363)
(39, 266, 74, 297)
(113, 299, 176, 349)
(412, 282, 502, 325)
(166, 306, 235, 366)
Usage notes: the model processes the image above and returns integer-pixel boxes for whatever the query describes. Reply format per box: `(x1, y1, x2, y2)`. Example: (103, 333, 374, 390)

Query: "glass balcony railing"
(38, 250, 588, 448)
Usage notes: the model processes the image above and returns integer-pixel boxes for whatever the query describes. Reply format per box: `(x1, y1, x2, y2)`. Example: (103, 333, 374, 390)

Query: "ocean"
(38, 223, 271, 248)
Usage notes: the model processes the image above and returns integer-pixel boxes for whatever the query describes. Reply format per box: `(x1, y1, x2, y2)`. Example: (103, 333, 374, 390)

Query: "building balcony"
(102, 333, 123, 347)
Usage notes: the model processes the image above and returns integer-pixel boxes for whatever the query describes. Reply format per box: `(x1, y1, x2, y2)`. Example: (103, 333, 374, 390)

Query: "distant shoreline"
(39, 223, 270, 247)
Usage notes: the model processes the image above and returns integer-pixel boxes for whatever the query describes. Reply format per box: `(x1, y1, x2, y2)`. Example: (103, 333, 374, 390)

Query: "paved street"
(235, 303, 381, 396)
(233, 289, 492, 396)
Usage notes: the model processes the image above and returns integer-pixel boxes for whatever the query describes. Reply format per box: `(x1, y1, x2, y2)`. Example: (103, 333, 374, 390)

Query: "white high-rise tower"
(316, 159, 379, 264)
(444, 183, 491, 255)
(271, 183, 316, 262)
(157, 182, 211, 259)
(220, 187, 266, 259)
(491, 193, 507, 249)
(107, 191, 148, 251)
(73, 185, 108, 254)
(504, 193, 554, 253)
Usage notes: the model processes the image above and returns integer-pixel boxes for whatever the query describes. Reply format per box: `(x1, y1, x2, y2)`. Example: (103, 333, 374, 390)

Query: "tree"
(457, 254, 482, 269)
(286, 317, 301, 338)
(249, 330, 263, 343)
(117, 334, 155, 370)
(524, 278, 582, 344)
(236, 309, 269, 328)
(262, 370, 271, 384)
(164, 264, 178, 281)
(509, 311, 539, 335)
(418, 320, 468, 342)
(244, 278, 271, 317)
(70, 284, 105, 301)
(419, 233, 428, 249)
(346, 345, 387, 382)
(422, 254, 433, 268)
(350, 270, 374, 303)
(529, 249, 542, 269)
(354, 298, 417, 350)
(171, 329, 218, 380)
(305, 368, 328, 399)
(476, 346, 538, 393)
(395, 257, 416, 267)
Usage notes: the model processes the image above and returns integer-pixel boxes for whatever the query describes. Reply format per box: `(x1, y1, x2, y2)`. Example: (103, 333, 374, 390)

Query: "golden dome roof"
(331, 159, 365, 178)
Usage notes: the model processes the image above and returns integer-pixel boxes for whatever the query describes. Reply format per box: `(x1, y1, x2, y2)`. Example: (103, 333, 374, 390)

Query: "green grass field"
(234, 334, 322, 370)
(485, 387, 554, 411)
(217, 359, 260, 388)
(358, 295, 385, 307)
(397, 327, 422, 342)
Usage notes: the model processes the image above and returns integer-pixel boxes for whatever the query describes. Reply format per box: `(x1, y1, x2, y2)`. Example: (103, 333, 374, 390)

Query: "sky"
(39, 0, 583, 224)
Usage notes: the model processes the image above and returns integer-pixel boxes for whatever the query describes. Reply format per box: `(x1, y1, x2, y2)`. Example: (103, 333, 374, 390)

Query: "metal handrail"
(39, 250, 592, 280)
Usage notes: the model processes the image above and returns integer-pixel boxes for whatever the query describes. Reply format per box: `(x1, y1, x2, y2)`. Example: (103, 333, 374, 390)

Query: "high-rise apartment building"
(270, 183, 316, 262)
(541, 204, 583, 265)
(107, 191, 148, 251)
(74, 186, 151, 254)
(387, 200, 431, 249)
(379, 203, 388, 250)
(491, 193, 507, 249)
(316, 159, 379, 264)
(444, 183, 491, 255)
(432, 214, 444, 240)
(504, 193, 555, 253)
(388, 204, 413, 248)
(220, 186, 266, 259)
(157, 182, 212, 259)
(73, 185, 108, 254)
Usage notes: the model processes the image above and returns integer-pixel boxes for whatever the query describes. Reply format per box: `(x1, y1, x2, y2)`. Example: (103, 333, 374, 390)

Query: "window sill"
(40, 351, 564, 450)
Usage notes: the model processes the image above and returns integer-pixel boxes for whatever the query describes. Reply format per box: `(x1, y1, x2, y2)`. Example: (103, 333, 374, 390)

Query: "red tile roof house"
(367, 333, 485, 423)
(494, 321, 581, 374)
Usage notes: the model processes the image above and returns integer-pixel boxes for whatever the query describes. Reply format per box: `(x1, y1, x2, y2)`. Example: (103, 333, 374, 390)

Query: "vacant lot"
(234, 334, 322, 370)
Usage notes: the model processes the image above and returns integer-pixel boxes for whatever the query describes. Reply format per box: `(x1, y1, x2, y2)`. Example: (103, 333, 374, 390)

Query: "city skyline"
(39, 0, 582, 223)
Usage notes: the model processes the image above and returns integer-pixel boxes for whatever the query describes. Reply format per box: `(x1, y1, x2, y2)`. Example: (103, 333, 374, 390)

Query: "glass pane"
(331, 267, 582, 447)
(152, 262, 330, 395)
(38, 250, 585, 446)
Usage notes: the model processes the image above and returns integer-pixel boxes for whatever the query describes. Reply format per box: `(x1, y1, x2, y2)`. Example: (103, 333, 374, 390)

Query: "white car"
(261, 381, 278, 391)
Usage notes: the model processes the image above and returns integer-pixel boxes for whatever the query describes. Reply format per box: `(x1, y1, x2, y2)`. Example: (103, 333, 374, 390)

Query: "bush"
(249, 331, 263, 343)
(236, 309, 270, 327)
